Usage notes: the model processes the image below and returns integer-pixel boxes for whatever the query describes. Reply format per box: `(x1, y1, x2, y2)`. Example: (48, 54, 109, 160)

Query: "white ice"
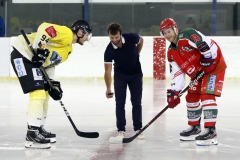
(0, 78, 239, 160)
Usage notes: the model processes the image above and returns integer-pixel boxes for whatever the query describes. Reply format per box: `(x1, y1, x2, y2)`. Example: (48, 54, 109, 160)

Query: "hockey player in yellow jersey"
(10, 20, 92, 149)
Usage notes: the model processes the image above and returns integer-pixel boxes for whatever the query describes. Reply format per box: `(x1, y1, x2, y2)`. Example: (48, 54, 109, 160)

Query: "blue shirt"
(104, 33, 142, 74)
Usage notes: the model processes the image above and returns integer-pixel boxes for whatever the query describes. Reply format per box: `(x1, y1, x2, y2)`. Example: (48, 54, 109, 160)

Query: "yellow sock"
(27, 90, 47, 127)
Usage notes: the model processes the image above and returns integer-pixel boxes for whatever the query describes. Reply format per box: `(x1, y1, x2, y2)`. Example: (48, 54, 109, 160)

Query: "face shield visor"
(85, 32, 92, 41)
(82, 27, 92, 41)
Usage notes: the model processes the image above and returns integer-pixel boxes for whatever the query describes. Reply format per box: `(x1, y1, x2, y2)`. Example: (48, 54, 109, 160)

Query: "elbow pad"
(198, 41, 218, 59)
(197, 41, 212, 58)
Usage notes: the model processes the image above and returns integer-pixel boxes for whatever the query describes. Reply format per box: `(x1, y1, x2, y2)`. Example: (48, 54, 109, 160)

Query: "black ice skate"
(195, 127, 218, 146)
(39, 126, 56, 143)
(25, 129, 51, 149)
(180, 124, 201, 141)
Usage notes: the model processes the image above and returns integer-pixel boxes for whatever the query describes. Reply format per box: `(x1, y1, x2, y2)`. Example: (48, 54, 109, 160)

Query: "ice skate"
(195, 127, 218, 146)
(39, 126, 56, 143)
(25, 129, 51, 149)
(180, 124, 201, 141)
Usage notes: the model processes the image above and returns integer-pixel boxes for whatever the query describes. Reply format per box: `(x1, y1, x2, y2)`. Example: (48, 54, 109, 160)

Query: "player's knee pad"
(200, 94, 217, 127)
(29, 89, 47, 100)
(186, 93, 202, 125)
(187, 102, 202, 125)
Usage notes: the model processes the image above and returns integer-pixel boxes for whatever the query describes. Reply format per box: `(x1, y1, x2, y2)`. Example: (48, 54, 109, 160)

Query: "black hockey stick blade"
(122, 106, 168, 143)
(76, 130, 99, 138)
(59, 100, 99, 138)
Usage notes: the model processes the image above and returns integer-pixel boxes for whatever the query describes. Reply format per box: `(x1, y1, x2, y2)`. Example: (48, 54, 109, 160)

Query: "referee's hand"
(106, 92, 114, 99)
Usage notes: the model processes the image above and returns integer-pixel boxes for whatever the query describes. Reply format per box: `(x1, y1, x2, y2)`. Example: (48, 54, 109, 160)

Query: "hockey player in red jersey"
(160, 18, 227, 146)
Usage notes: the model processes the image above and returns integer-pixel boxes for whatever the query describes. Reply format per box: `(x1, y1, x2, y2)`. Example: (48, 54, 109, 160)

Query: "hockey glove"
(48, 81, 63, 100)
(167, 89, 180, 109)
(32, 48, 50, 67)
(200, 58, 216, 74)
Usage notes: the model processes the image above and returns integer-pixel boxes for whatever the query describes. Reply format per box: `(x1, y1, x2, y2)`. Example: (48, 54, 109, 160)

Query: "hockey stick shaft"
(59, 100, 99, 138)
(20, 29, 99, 138)
(122, 71, 204, 143)
(20, 30, 54, 88)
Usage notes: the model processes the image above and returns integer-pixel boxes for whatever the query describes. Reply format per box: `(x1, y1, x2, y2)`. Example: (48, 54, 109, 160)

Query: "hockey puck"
(108, 92, 114, 96)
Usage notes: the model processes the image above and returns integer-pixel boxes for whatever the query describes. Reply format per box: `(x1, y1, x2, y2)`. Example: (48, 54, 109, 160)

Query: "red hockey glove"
(200, 58, 216, 74)
(167, 89, 181, 109)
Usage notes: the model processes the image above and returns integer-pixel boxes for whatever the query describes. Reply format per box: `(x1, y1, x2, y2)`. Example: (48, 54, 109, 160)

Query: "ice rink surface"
(0, 78, 239, 160)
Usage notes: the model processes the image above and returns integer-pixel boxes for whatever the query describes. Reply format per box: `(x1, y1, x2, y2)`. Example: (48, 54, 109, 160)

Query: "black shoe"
(25, 129, 51, 149)
(195, 127, 218, 146)
(39, 126, 56, 143)
(180, 124, 201, 141)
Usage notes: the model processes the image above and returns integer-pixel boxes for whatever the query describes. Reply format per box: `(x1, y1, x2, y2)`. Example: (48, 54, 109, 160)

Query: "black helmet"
(71, 20, 92, 35)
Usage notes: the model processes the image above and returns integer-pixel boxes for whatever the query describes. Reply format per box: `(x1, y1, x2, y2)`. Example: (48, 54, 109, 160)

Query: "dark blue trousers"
(114, 72, 143, 131)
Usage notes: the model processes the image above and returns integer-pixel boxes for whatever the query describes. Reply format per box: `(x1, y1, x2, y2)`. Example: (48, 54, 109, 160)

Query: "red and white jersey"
(167, 28, 227, 91)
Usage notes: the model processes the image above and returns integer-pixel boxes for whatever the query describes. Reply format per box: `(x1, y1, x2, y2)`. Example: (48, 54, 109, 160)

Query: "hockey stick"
(20, 29, 99, 138)
(109, 71, 204, 143)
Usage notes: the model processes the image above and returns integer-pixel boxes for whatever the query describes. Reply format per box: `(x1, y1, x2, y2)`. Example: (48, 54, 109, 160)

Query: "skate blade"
(48, 137, 56, 143)
(25, 141, 51, 149)
(109, 136, 123, 144)
(196, 138, 218, 146)
(180, 135, 198, 141)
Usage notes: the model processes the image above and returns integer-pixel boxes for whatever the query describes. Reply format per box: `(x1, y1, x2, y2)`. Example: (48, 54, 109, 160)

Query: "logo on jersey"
(32, 68, 43, 80)
(190, 34, 200, 43)
(207, 75, 216, 94)
(45, 26, 57, 38)
(182, 46, 193, 53)
(50, 51, 62, 65)
(14, 58, 27, 77)
(186, 65, 195, 75)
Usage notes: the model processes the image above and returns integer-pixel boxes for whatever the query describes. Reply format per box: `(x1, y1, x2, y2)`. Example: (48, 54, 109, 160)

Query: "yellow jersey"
(12, 22, 73, 78)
